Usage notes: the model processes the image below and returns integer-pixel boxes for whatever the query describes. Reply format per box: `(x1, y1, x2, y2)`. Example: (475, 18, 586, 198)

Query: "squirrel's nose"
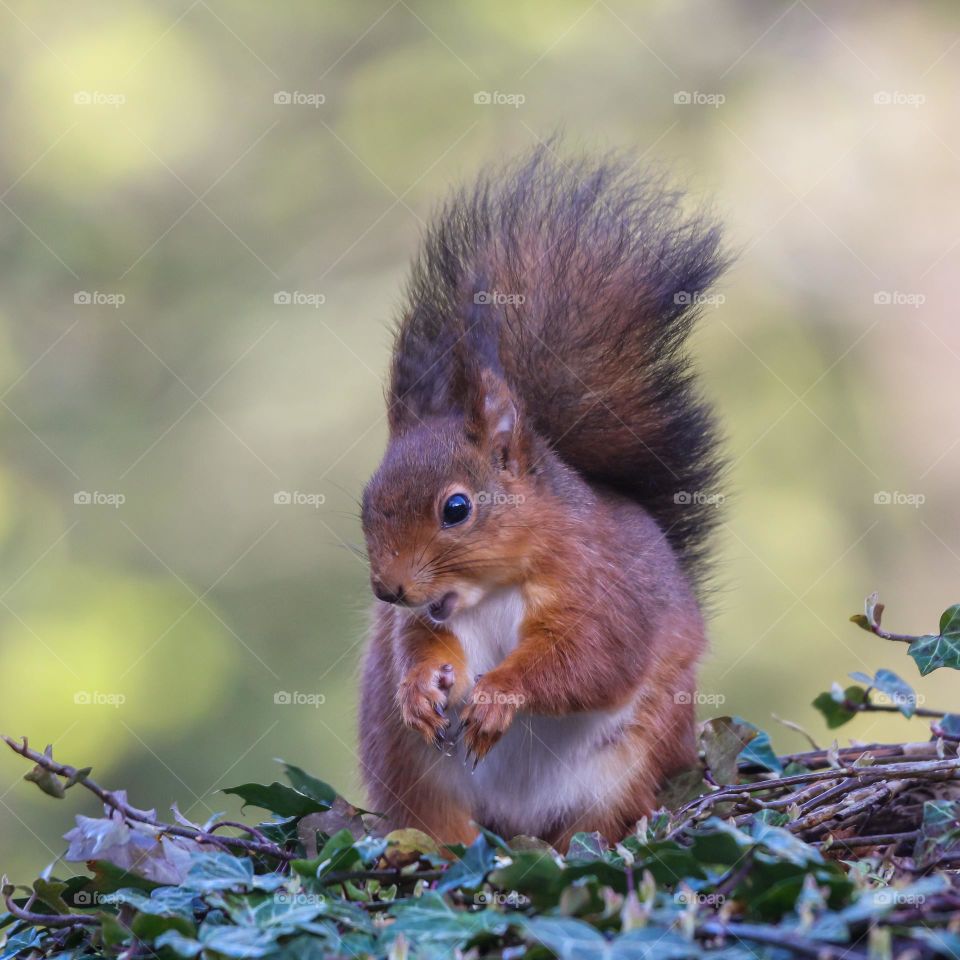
(373, 580, 405, 605)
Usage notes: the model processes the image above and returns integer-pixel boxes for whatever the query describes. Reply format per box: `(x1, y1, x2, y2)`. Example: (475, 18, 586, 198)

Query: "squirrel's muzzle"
(372, 579, 406, 605)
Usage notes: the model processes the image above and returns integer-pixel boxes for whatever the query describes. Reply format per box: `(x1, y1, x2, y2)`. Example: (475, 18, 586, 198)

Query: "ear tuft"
(466, 368, 526, 475)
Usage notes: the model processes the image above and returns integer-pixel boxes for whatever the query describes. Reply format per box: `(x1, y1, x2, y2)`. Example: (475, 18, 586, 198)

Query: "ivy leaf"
(812, 686, 866, 728)
(277, 762, 338, 808)
(154, 930, 203, 958)
(735, 718, 783, 774)
(31, 878, 71, 915)
(381, 828, 440, 868)
(849, 669, 916, 716)
(908, 634, 960, 676)
(182, 853, 285, 893)
(932, 714, 960, 740)
(523, 916, 606, 960)
(914, 799, 960, 867)
(566, 832, 608, 862)
(702, 717, 754, 785)
(385, 893, 511, 959)
(0, 928, 43, 960)
(939, 604, 960, 634)
(751, 821, 823, 868)
(435, 833, 497, 893)
(221, 782, 331, 819)
(488, 851, 567, 910)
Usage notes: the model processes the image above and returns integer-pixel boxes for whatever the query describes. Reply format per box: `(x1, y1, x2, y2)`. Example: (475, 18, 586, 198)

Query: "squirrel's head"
(361, 368, 541, 623)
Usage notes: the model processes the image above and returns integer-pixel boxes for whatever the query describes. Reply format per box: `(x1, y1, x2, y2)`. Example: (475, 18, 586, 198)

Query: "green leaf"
(183, 853, 285, 893)
(435, 833, 497, 893)
(222, 781, 332, 818)
(751, 821, 823, 867)
(914, 799, 960, 867)
(254, 816, 300, 847)
(277, 762, 338, 808)
(154, 930, 203, 958)
(197, 923, 280, 959)
(849, 669, 916, 718)
(523, 916, 606, 960)
(566, 832, 608, 861)
(939, 604, 960, 634)
(812, 686, 866, 728)
(0, 930, 43, 960)
(908, 633, 960, 676)
(130, 912, 196, 942)
(219, 891, 328, 931)
(701, 717, 754, 785)
(488, 851, 567, 910)
(932, 713, 960, 740)
(385, 893, 512, 959)
(734, 718, 783, 773)
(31, 878, 71, 915)
(23, 764, 65, 799)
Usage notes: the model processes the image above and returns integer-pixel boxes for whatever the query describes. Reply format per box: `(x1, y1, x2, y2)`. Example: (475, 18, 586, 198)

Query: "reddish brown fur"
(357, 148, 723, 850)
(359, 403, 706, 849)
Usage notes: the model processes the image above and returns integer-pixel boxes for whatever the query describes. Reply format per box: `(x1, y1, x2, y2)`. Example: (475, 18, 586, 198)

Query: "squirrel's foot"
(397, 662, 455, 747)
(459, 672, 521, 767)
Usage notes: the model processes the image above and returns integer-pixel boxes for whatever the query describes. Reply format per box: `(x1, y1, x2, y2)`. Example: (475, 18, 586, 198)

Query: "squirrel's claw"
(397, 662, 456, 748)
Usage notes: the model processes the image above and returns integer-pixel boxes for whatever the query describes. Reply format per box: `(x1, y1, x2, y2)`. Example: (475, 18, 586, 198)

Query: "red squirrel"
(358, 147, 726, 850)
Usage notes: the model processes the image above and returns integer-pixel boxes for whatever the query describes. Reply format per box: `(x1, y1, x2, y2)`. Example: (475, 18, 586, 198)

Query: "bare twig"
(2, 735, 294, 862)
(4, 893, 99, 928)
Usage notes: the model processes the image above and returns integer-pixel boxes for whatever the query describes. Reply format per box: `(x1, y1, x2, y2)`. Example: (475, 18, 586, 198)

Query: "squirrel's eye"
(441, 493, 471, 527)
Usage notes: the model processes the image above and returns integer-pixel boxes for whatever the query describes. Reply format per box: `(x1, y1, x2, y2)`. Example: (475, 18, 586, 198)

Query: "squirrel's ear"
(465, 368, 527, 476)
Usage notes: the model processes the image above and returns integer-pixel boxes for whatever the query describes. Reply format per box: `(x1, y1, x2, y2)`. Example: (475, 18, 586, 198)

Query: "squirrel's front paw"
(397, 662, 455, 748)
(459, 673, 523, 767)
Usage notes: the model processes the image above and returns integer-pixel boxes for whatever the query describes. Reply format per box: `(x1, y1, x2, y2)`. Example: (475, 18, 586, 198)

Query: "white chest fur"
(447, 585, 526, 680)
(442, 586, 632, 835)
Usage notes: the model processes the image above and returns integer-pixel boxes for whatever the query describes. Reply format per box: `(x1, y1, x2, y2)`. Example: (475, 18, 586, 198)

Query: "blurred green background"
(2, 0, 959, 878)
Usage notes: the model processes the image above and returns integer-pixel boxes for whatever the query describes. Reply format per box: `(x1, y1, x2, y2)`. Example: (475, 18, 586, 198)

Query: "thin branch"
(2, 735, 294, 862)
(4, 893, 99, 928)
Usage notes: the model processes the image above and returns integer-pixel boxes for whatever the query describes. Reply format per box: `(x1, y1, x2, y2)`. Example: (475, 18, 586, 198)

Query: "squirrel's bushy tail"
(390, 145, 728, 588)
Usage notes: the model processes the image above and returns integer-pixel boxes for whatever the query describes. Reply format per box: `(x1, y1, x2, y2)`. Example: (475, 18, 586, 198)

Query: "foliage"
(3, 595, 960, 959)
